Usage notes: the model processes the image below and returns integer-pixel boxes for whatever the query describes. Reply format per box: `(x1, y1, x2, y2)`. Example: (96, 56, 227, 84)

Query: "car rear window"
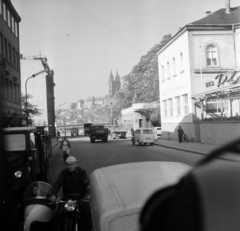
(143, 130, 153, 134)
(4, 134, 26, 151)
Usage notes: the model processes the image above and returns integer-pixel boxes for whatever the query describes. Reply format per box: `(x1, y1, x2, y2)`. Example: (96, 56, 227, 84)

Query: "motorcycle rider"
(50, 156, 92, 231)
(59, 136, 71, 154)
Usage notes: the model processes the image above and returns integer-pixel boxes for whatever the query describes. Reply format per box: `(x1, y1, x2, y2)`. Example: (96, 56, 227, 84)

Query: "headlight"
(64, 200, 76, 212)
(14, 171, 22, 178)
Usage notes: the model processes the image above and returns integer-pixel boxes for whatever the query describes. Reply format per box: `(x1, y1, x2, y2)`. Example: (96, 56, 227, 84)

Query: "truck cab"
(3, 126, 52, 189)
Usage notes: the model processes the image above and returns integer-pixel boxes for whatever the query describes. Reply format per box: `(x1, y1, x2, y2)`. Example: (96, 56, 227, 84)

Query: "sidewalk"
(153, 138, 240, 162)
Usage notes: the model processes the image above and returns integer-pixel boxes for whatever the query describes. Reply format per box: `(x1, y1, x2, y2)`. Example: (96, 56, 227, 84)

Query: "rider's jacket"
(52, 167, 89, 197)
(60, 139, 71, 149)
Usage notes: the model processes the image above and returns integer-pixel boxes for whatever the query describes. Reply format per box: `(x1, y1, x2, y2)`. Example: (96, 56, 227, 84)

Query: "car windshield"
(4, 134, 26, 151)
(24, 181, 53, 200)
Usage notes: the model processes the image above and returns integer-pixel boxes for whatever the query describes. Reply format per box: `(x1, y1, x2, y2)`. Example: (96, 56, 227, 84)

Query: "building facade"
(20, 55, 56, 136)
(157, 2, 240, 144)
(0, 0, 21, 127)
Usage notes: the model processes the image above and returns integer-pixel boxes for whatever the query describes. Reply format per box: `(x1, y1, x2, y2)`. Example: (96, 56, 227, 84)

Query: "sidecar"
(90, 161, 191, 231)
(23, 181, 54, 231)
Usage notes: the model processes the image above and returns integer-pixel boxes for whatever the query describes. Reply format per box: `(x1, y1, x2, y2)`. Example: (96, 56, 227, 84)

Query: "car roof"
(3, 127, 37, 132)
(90, 161, 191, 231)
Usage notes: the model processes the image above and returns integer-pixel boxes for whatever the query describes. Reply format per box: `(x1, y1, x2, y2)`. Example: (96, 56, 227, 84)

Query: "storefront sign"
(161, 82, 188, 96)
(215, 70, 240, 87)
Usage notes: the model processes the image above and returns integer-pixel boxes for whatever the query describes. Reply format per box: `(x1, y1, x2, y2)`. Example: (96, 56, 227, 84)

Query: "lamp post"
(55, 102, 66, 136)
(25, 69, 47, 126)
(110, 102, 113, 125)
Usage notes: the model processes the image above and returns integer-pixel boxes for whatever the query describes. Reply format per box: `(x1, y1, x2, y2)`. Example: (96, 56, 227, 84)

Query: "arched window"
(162, 65, 165, 82)
(167, 61, 170, 79)
(206, 45, 218, 66)
(173, 57, 176, 76)
(180, 52, 183, 71)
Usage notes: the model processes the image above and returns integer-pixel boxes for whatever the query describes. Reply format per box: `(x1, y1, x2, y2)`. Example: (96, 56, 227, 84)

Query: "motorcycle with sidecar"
(23, 181, 90, 231)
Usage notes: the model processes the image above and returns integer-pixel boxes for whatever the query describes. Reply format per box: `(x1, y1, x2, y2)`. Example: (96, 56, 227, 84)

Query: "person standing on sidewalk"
(177, 126, 185, 143)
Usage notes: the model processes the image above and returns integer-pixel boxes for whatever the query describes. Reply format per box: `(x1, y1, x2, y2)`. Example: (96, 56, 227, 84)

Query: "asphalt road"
(48, 135, 206, 193)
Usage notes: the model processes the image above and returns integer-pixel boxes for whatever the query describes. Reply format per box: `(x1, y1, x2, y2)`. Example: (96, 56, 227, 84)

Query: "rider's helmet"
(139, 138, 240, 231)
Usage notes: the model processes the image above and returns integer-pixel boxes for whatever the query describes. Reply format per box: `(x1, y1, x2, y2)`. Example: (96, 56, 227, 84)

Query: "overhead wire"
(68, 0, 142, 53)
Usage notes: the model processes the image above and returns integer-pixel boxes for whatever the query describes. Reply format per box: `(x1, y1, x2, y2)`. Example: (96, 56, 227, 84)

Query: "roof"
(3, 127, 37, 132)
(90, 161, 191, 231)
(190, 7, 240, 25)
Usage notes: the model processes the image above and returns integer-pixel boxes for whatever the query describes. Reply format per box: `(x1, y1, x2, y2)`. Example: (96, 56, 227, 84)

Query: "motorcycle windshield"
(24, 181, 53, 200)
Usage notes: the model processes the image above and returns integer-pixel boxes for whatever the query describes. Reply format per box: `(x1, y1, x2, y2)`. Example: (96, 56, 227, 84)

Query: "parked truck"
(110, 125, 127, 139)
(3, 126, 52, 228)
(89, 124, 109, 143)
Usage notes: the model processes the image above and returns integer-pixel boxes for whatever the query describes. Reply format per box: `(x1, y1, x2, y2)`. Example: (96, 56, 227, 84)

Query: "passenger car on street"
(132, 128, 155, 145)
(90, 161, 191, 231)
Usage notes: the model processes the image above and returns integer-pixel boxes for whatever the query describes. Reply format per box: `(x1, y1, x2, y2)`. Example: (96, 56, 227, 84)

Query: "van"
(133, 128, 155, 145)
(153, 127, 162, 138)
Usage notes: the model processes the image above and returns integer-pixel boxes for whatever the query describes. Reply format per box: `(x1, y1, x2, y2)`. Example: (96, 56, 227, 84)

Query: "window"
(16, 84, 19, 103)
(11, 16, 15, 33)
(180, 52, 183, 71)
(168, 98, 173, 117)
(15, 51, 18, 69)
(0, 34, 2, 54)
(182, 94, 189, 115)
(5, 77, 8, 99)
(173, 57, 176, 76)
(9, 80, 12, 101)
(167, 62, 170, 79)
(3, 38, 7, 58)
(163, 100, 167, 117)
(206, 99, 229, 114)
(3, 2, 6, 21)
(162, 65, 165, 82)
(7, 10, 10, 27)
(15, 22, 18, 37)
(8, 43, 11, 62)
(4, 134, 26, 151)
(206, 81, 214, 88)
(143, 129, 153, 134)
(13, 82, 16, 102)
(175, 96, 181, 116)
(12, 48, 15, 66)
(206, 45, 218, 66)
(0, 0, 2, 15)
(1, 75, 4, 98)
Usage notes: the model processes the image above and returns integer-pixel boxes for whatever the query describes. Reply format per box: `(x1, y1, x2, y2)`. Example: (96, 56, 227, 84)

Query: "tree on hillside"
(115, 34, 172, 123)
(71, 102, 77, 110)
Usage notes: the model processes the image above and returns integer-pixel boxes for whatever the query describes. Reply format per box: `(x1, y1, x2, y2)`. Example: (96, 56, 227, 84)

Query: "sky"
(11, 0, 240, 109)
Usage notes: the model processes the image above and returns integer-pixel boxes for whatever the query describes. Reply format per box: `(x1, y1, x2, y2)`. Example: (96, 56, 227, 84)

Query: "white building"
(157, 2, 240, 144)
(121, 103, 149, 130)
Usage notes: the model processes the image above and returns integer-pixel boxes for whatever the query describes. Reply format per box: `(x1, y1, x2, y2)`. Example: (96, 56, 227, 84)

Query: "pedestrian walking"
(57, 130, 61, 141)
(177, 126, 185, 143)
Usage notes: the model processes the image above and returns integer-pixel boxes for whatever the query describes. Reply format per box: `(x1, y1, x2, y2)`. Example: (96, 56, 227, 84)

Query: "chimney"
(226, 0, 231, 13)
(206, 11, 211, 16)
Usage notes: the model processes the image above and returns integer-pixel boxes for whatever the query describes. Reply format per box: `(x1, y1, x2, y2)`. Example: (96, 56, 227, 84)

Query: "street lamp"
(55, 102, 66, 135)
(110, 102, 113, 125)
(25, 69, 47, 126)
